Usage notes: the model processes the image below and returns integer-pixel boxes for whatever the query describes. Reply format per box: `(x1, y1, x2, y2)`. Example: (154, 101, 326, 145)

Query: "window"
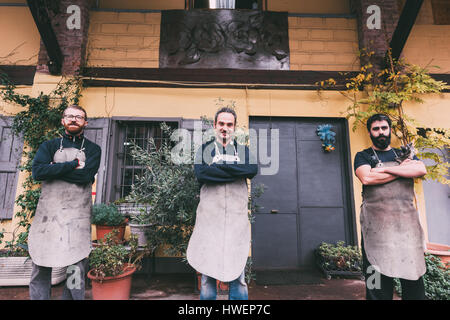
(111, 121, 178, 200)
(192, 0, 261, 9)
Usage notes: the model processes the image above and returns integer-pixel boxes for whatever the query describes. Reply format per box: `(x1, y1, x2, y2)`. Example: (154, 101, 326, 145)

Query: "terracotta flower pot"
(425, 242, 450, 268)
(95, 219, 128, 243)
(87, 263, 136, 300)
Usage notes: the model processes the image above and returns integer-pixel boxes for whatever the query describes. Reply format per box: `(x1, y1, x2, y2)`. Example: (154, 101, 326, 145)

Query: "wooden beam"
(83, 67, 357, 88)
(0, 65, 36, 85)
(26, 0, 63, 75)
(389, 0, 424, 61)
(82, 68, 449, 92)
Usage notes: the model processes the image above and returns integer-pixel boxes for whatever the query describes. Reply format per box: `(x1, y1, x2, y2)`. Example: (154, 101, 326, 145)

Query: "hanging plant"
(0, 73, 83, 254)
(316, 124, 336, 153)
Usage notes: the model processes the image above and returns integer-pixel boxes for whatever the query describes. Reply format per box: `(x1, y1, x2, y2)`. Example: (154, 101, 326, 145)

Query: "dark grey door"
(250, 117, 356, 270)
(0, 117, 23, 219)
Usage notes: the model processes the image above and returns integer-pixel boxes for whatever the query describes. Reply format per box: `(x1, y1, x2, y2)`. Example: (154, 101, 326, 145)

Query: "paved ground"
(0, 273, 394, 300)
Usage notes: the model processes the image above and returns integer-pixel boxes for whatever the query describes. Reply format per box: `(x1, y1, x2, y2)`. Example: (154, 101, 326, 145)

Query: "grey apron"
(187, 143, 250, 282)
(28, 139, 92, 268)
(361, 155, 426, 280)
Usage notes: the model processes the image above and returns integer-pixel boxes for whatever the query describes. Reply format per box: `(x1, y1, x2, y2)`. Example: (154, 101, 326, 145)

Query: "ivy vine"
(0, 73, 82, 254)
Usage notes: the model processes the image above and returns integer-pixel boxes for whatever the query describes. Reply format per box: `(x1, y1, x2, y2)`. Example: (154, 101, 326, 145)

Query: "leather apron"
(187, 143, 250, 282)
(360, 160, 426, 280)
(28, 139, 92, 268)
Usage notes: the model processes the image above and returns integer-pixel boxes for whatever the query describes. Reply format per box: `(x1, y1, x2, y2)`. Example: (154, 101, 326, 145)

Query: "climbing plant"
(317, 48, 449, 184)
(0, 73, 82, 254)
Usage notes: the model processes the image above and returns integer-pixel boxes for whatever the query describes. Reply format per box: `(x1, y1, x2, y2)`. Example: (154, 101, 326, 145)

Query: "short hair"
(64, 104, 88, 120)
(366, 113, 391, 131)
(214, 107, 237, 125)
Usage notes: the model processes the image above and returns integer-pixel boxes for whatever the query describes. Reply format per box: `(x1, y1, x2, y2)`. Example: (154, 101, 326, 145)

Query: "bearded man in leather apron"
(354, 114, 427, 300)
(29, 105, 101, 300)
(187, 107, 258, 300)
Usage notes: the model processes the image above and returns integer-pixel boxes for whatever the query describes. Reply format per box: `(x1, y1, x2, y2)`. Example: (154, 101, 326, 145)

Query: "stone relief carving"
(160, 10, 289, 70)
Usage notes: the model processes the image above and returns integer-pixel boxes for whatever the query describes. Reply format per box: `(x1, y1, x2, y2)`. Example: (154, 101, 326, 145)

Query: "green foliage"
(0, 228, 28, 257)
(316, 241, 362, 272)
(0, 74, 82, 251)
(129, 209, 153, 225)
(91, 203, 126, 226)
(317, 48, 450, 184)
(89, 230, 148, 279)
(127, 122, 200, 256)
(394, 253, 450, 300)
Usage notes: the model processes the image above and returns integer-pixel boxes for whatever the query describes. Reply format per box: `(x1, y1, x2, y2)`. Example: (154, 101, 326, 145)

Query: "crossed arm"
(355, 159, 427, 186)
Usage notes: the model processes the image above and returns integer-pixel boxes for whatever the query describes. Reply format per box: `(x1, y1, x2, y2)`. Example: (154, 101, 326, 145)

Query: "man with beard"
(28, 105, 101, 300)
(187, 107, 258, 300)
(354, 113, 427, 300)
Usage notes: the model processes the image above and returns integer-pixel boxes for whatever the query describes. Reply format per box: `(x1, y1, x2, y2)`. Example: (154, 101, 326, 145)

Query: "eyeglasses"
(64, 114, 85, 121)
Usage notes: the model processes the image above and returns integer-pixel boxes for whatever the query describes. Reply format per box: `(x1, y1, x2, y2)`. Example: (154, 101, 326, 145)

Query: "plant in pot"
(128, 206, 154, 248)
(315, 241, 364, 280)
(87, 230, 148, 300)
(91, 203, 128, 243)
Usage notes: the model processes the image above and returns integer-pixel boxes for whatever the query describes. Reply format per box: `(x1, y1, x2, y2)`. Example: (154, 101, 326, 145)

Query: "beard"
(370, 132, 391, 150)
(65, 123, 84, 135)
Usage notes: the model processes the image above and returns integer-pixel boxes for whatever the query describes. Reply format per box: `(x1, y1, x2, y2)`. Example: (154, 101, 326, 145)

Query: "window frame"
(105, 117, 181, 202)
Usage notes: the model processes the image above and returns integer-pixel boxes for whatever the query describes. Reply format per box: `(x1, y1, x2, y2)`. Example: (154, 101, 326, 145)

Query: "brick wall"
(86, 12, 359, 71)
(37, 0, 91, 75)
(289, 17, 360, 71)
(86, 11, 161, 68)
(402, 25, 450, 73)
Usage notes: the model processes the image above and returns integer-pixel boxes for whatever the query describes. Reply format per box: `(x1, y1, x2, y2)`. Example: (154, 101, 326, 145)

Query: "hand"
(76, 160, 85, 169)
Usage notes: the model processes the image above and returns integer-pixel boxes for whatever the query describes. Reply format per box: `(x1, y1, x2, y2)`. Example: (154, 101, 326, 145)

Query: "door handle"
(270, 209, 279, 214)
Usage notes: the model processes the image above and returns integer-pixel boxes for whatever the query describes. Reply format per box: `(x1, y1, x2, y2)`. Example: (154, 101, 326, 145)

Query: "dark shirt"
(194, 139, 258, 185)
(32, 132, 101, 185)
(354, 147, 419, 171)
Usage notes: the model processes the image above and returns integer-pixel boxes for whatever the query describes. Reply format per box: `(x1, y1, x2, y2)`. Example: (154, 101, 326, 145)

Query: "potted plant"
(315, 241, 364, 280)
(91, 203, 128, 243)
(425, 243, 450, 269)
(87, 230, 148, 300)
(128, 206, 154, 247)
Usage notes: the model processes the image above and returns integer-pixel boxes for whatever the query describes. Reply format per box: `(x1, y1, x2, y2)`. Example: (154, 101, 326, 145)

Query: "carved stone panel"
(159, 10, 289, 70)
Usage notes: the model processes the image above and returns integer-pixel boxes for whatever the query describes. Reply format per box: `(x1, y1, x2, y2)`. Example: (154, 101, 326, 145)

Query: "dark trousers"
(361, 238, 426, 300)
(29, 258, 89, 300)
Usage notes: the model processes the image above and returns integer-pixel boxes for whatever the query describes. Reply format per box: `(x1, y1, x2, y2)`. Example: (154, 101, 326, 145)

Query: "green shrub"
(394, 253, 450, 300)
(91, 203, 126, 226)
(89, 230, 147, 279)
(316, 241, 362, 272)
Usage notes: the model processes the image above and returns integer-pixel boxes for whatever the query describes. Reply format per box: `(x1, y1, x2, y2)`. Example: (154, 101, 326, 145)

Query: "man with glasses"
(28, 105, 101, 300)
(354, 113, 427, 300)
